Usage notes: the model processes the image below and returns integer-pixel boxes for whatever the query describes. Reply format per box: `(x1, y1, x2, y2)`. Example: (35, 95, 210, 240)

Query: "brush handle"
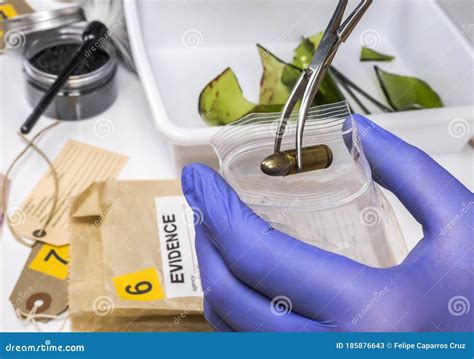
(21, 21, 108, 134)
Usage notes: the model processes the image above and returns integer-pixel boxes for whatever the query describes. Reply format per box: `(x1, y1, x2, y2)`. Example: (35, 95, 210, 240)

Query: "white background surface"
(1, 1, 473, 332)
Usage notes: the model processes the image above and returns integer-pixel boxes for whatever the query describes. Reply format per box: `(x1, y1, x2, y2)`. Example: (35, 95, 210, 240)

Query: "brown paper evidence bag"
(68, 180, 212, 332)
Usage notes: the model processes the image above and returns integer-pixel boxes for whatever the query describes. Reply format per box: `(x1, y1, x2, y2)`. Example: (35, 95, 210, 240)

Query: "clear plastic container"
(211, 101, 408, 267)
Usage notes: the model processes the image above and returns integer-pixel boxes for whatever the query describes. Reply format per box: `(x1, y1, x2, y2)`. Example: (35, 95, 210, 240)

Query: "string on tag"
(15, 305, 68, 332)
(2, 121, 61, 247)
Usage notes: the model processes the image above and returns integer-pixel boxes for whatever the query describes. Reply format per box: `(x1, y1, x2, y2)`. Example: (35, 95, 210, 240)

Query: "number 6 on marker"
(113, 267, 165, 301)
(125, 281, 152, 295)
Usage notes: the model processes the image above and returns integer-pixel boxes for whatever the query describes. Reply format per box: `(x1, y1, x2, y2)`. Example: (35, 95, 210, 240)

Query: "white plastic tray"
(124, 0, 473, 167)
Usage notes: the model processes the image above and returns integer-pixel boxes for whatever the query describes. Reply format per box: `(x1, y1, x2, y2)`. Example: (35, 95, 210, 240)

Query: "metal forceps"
(261, 0, 372, 177)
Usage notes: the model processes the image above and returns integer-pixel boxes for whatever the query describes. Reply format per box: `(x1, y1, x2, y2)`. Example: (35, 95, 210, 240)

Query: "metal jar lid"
(4, 5, 85, 48)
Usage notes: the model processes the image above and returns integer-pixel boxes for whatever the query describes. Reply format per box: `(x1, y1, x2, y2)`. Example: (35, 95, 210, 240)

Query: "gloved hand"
(181, 114, 473, 332)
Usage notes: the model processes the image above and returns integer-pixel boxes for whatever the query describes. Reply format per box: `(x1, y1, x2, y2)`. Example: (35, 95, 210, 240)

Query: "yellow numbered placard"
(0, 4, 18, 18)
(0, 4, 18, 41)
(28, 243, 69, 280)
(113, 267, 165, 301)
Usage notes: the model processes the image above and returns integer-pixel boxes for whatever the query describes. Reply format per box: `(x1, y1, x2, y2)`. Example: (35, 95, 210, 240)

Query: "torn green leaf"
(374, 66, 443, 111)
(291, 34, 344, 106)
(292, 32, 324, 69)
(257, 45, 301, 105)
(360, 47, 394, 62)
(199, 67, 281, 126)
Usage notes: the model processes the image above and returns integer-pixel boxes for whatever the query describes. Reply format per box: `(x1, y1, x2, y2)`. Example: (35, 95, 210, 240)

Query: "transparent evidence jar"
(211, 101, 408, 267)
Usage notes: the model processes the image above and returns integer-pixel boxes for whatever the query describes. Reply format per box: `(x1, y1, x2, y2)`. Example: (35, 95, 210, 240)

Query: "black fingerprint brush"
(20, 20, 108, 134)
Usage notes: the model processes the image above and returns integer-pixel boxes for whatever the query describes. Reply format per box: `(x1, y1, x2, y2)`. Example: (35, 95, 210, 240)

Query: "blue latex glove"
(181, 115, 473, 332)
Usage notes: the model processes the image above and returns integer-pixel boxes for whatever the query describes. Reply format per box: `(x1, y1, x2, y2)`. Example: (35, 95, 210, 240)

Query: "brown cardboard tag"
(14, 140, 128, 246)
(10, 241, 68, 319)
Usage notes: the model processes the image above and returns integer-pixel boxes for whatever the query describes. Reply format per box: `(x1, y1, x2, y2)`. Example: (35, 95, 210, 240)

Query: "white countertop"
(1, 49, 473, 332)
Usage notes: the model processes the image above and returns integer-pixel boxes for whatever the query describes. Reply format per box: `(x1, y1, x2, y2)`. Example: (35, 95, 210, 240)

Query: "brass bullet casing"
(260, 144, 333, 177)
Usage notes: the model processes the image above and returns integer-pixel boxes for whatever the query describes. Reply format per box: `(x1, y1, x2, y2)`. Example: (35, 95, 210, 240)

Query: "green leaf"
(292, 37, 315, 69)
(198, 67, 257, 126)
(374, 66, 443, 111)
(314, 70, 346, 105)
(199, 67, 281, 126)
(360, 47, 394, 62)
(199, 33, 344, 126)
(292, 33, 324, 69)
(290, 34, 345, 105)
(257, 44, 301, 105)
